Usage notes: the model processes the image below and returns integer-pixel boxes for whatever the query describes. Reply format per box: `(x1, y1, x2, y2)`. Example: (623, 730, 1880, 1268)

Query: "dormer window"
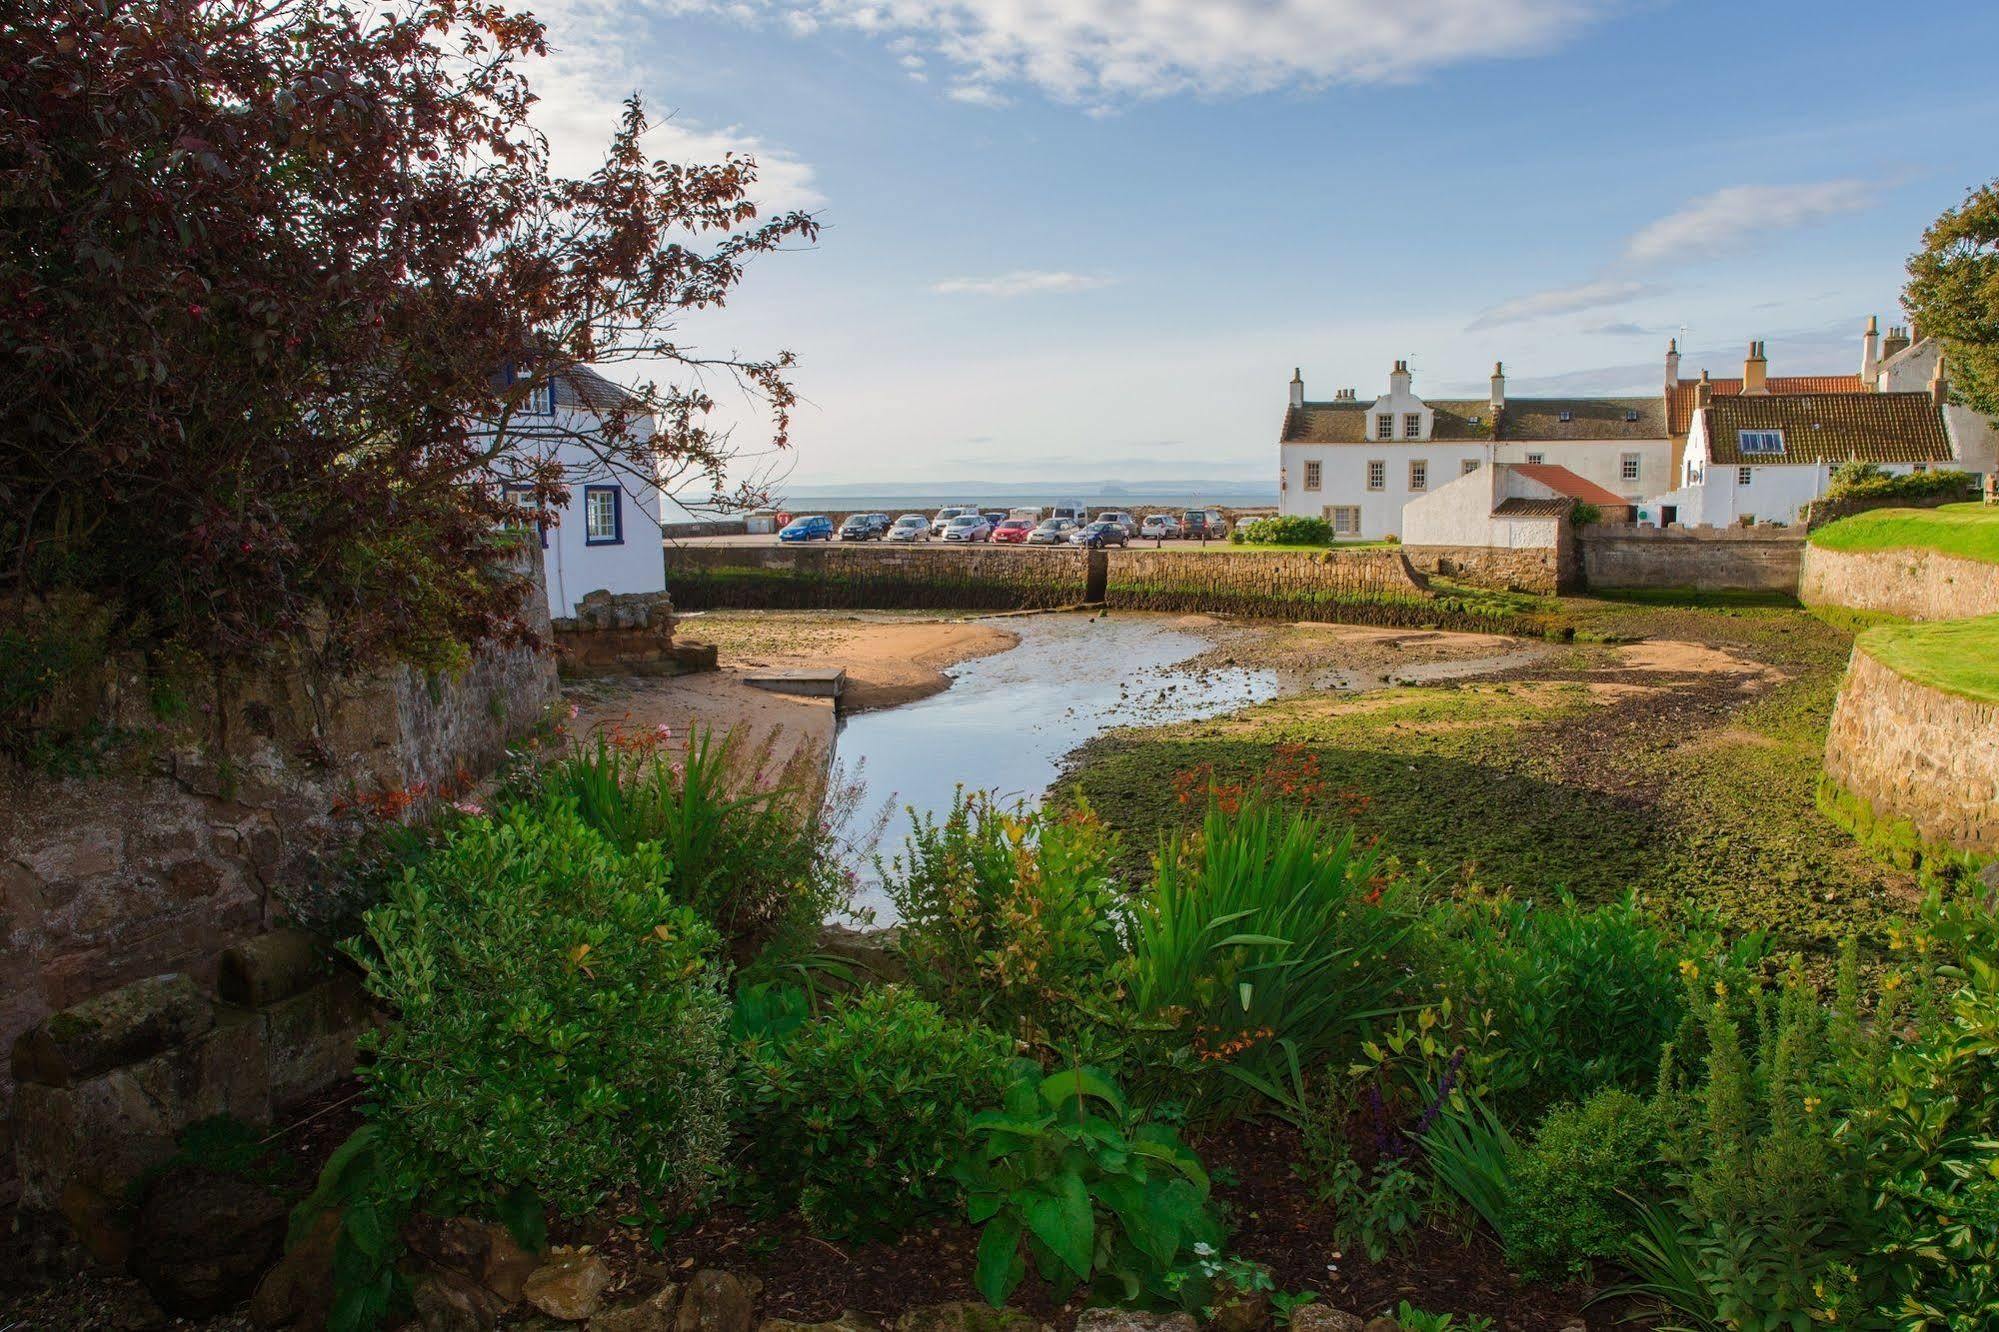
(1738, 430, 1785, 455)
(1376, 413, 1395, 440)
(1558, 410, 1573, 423)
(1625, 409, 1640, 422)
(1403, 413, 1421, 439)
(525, 382, 554, 415)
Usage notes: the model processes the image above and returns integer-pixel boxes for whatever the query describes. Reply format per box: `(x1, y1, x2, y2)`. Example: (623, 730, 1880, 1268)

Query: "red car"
(990, 518, 1036, 544)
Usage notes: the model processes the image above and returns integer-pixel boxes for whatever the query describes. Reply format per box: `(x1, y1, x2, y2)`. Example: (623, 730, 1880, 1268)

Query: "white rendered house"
(1279, 361, 1669, 540)
(491, 363, 668, 620)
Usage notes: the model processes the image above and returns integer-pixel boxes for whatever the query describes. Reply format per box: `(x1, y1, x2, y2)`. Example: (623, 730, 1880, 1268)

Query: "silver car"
(1095, 511, 1137, 536)
(1026, 518, 1078, 545)
(942, 513, 993, 542)
(1139, 514, 1181, 539)
(886, 513, 932, 542)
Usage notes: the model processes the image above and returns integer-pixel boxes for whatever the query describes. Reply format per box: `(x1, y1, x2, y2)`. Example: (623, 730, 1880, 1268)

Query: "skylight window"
(1738, 430, 1786, 456)
(1558, 410, 1573, 422)
(1625, 409, 1640, 422)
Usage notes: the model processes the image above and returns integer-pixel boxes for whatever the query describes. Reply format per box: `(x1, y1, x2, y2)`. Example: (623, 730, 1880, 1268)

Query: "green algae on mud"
(1061, 599, 1914, 955)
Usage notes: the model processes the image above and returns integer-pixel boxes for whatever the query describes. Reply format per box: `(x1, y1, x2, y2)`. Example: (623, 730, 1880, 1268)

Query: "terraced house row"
(1277, 317, 1999, 538)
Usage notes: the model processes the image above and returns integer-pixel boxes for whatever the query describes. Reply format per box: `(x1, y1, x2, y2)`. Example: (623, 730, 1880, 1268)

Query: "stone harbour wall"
(1579, 524, 1805, 593)
(1823, 649, 1999, 856)
(1101, 548, 1451, 622)
(1402, 542, 1570, 595)
(665, 544, 1096, 611)
(1798, 544, 1999, 621)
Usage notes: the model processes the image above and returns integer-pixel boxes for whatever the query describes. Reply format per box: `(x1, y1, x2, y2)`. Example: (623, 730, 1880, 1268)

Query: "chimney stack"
(1664, 337, 1681, 391)
(1861, 316, 1879, 389)
(1289, 367, 1304, 410)
(1389, 358, 1412, 397)
(1696, 369, 1712, 408)
(1489, 361, 1506, 411)
(1883, 324, 1911, 360)
(1931, 357, 1948, 407)
(1743, 340, 1768, 395)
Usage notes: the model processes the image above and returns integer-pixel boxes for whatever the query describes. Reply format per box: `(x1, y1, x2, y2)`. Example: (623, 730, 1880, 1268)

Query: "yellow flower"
(1678, 959, 1700, 981)
(1714, 979, 1728, 998)
(1804, 1096, 1821, 1114)
(1883, 972, 1904, 992)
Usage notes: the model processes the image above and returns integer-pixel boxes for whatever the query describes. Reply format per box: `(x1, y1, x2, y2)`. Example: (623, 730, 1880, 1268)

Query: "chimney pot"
(1744, 340, 1769, 394)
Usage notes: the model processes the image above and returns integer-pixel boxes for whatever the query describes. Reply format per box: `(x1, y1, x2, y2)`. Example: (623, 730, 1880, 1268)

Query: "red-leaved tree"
(0, 0, 815, 698)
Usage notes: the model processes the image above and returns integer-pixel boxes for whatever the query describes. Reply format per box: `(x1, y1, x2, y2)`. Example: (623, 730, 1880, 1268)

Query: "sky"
(518, 0, 1999, 492)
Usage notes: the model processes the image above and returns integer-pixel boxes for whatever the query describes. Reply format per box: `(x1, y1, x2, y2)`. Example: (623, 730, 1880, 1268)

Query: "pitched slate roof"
(1501, 397, 1664, 440)
(1702, 393, 1952, 465)
(1667, 374, 1866, 435)
(1280, 400, 1500, 443)
(1510, 463, 1631, 505)
(554, 364, 647, 416)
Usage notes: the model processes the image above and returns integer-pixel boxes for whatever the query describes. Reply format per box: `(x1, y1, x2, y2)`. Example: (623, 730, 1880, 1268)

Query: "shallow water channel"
(833, 612, 1278, 921)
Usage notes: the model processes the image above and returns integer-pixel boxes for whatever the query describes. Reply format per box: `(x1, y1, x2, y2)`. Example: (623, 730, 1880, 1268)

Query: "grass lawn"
(1860, 614, 1999, 704)
(1808, 502, 1999, 564)
(1063, 600, 1911, 954)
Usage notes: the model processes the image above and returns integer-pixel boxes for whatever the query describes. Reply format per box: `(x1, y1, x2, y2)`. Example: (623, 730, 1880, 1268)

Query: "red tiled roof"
(1667, 374, 1866, 435)
(1510, 463, 1630, 506)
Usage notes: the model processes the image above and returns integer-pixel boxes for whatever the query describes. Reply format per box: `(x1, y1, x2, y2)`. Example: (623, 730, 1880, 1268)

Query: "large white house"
(493, 363, 669, 620)
(1278, 360, 1668, 540)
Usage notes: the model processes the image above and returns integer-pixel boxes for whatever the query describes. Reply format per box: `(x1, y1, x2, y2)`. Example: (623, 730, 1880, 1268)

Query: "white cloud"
(661, 0, 1611, 104)
(946, 83, 1012, 108)
(931, 270, 1112, 296)
(525, 0, 824, 211)
(1624, 181, 1879, 264)
(1467, 279, 1652, 330)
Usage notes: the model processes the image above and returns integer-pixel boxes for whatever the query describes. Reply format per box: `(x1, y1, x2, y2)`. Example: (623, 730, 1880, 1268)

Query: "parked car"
(1095, 511, 1137, 536)
(1139, 514, 1181, 539)
(942, 513, 993, 542)
(778, 514, 834, 542)
(1048, 503, 1088, 524)
(886, 513, 932, 542)
(839, 513, 890, 541)
(1181, 510, 1216, 540)
(1200, 509, 1229, 538)
(930, 506, 972, 536)
(1071, 520, 1129, 548)
(990, 518, 1036, 544)
(981, 511, 1010, 529)
(1026, 518, 1079, 545)
(1008, 507, 1044, 522)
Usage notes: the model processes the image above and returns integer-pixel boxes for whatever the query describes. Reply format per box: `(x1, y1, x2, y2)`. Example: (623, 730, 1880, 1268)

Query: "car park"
(1071, 520, 1129, 548)
(839, 513, 890, 541)
(1026, 518, 1078, 545)
(885, 513, 931, 542)
(1139, 514, 1181, 539)
(942, 513, 993, 542)
(778, 514, 834, 542)
(990, 518, 1036, 544)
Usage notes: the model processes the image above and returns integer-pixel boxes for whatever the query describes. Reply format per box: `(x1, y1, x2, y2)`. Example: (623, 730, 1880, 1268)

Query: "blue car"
(778, 514, 834, 542)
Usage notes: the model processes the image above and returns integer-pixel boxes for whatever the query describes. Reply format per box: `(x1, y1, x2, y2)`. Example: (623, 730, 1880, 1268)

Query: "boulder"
(217, 930, 328, 1007)
(11, 973, 214, 1086)
(524, 1247, 615, 1321)
(1073, 1312, 1195, 1332)
(1361, 1319, 1401, 1332)
(813, 924, 906, 988)
(891, 1302, 1044, 1332)
(128, 1162, 288, 1317)
(413, 1267, 512, 1331)
(673, 1269, 763, 1332)
(1207, 1289, 1269, 1332)
(1286, 1310, 1365, 1332)
(249, 1209, 341, 1330)
(589, 1283, 682, 1332)
(408, 1215, 543, 1304)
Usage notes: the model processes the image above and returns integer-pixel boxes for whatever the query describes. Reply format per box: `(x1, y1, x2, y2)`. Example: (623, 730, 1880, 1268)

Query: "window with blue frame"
(508, 362, 555, 416)
(584, 485, 623, 545)
(1736, 429, 1785, 456)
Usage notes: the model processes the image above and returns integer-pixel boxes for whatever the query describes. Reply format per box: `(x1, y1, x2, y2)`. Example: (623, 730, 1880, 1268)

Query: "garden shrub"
(1503, 1088, 1664, 1279)
(349, 797, 734, 1219)
(531, 730, 850, 964)
(956, 1063, 1225, 1310)
(736, 985, 1011, 1240)
(1230, 515, 1332, 546)
(1825, 460, 1975, 504)
(884, 793, 1129, 1054)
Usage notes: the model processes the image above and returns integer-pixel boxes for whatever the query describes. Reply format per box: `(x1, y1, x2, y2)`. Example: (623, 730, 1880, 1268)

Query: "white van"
(1048, 502, 1088, 524)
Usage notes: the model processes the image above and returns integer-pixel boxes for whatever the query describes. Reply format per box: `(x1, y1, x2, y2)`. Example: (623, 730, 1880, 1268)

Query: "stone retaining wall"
(553, 588, 718, 678)
(1578, 524, 1804, 593)
(10, 931, 369, 1263)
(1102, 548, 1447, 621)
(1823, 649, 1999, 856)
(1798, 544, 1999, 621)
(664, 544, 1093, 611)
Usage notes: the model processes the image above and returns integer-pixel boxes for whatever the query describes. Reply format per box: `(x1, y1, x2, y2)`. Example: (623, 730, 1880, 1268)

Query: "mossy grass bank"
(1808, 501, 1999, 564)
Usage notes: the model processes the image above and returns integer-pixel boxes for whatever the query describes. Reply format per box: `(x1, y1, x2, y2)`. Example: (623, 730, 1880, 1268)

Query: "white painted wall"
(493, 406, 668, 620)
(1667, 413, 1928, 526)
(1403, 464, 1565, 549)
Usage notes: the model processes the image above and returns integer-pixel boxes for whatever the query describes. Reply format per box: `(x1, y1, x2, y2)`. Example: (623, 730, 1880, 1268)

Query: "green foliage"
(1569, 503, 1602, 528)
(1421, 1101, 1515, 1242)
(1389, 1304, 1494, 1332)
(1825, 460, 1976, 505)
(288, 1126, 421, 1332)
(957, 1063, 1223, 1309)
(1126, 799, 1420, 1113)
(1904, 178, 1999, 419)
(1231, 515, 1332, 546)
(1503, 1089, 1664, 1280)
(349, 797, 734, 1220)
(528, 730, 850, 961)
(884, 793, 1130, 1053)
(736, 986, 1011, 1241)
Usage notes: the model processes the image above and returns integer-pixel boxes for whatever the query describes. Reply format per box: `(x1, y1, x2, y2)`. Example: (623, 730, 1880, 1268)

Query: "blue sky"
(525, 0, 1999, 491)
